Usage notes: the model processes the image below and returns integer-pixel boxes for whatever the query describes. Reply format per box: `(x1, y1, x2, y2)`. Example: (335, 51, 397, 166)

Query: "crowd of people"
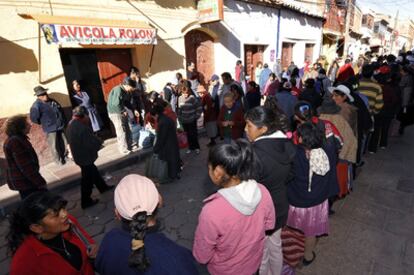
(3, 50, 414, 274)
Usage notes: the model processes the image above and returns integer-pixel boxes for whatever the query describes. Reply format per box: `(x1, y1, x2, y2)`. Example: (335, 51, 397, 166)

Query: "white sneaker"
(131, 145, 140, 152)
(121, 150, 131, 155)
(186, 150, 192, 154)
(195, 149, 200, 154)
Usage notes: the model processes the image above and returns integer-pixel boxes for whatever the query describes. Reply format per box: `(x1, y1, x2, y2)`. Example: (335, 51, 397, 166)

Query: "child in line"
(287, 122, 334, 267)
(96, 174, 198, 274)
(193, 140, 275, 275)
(218, 93, 245, 143)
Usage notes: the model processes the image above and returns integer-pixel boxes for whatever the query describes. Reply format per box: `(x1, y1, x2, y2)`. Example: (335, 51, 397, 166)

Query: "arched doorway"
(184, 30, 215, 86)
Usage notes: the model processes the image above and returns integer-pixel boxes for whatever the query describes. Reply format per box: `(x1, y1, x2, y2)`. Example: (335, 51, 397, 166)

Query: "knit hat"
(114, 174, 160, 220)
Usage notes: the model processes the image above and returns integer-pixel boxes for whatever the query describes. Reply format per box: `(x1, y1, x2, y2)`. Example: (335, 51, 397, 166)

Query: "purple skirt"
(286, 200, 329, 237)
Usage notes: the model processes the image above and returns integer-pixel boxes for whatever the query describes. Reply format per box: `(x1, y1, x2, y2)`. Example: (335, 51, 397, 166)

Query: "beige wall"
(0, 0, 197, 118)
(352, 6, 363, 34)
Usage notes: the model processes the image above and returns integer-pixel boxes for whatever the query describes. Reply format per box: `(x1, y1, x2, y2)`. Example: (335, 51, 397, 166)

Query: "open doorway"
(281, 42, 294, 69)
(185, 29, 215, 86)
(244, 45, 264, 82)
(59, 48, 133, 139)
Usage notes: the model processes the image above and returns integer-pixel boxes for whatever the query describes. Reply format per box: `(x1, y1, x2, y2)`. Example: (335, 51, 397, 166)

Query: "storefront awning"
(19, 14, 157, 45)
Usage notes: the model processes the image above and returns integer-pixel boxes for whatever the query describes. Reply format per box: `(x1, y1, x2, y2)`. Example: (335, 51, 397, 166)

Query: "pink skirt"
(286, 200, 329, 237)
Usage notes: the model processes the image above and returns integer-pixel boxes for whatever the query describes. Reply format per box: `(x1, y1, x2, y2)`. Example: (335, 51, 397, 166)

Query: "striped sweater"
(177, 95, 202, 124)
(359, 78, 384, 115)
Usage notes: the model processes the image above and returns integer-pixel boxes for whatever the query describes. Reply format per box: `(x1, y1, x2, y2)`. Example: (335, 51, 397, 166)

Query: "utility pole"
(390, 10, 399, 55)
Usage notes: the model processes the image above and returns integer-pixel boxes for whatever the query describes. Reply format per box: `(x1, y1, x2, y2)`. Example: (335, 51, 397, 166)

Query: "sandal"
(302, 251, 316, 266)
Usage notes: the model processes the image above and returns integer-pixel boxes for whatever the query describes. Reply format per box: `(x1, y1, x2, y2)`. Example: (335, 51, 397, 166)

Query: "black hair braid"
(6, 210, 30, 255)
(128, 211, 150, 271)
(235, 139, 260, 181)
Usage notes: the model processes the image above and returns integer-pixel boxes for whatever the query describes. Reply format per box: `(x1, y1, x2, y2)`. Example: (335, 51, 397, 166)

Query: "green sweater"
(107, 85, 126, 114)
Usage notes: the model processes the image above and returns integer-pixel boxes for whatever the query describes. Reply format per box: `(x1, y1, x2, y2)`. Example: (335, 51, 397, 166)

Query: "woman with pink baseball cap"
(95, 174, 198, 275)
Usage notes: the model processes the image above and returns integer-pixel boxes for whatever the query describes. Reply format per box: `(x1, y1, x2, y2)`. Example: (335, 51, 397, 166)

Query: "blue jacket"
(287, 145, 334, 208)
(95, 228, 198, 275)
(276, 90, 297, 119)
(30, 99, 66, 133)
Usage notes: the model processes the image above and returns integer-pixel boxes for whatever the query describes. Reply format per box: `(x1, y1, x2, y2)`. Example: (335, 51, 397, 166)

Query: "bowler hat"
(33, 85, 48, 96)
(317, 98, 341, 115)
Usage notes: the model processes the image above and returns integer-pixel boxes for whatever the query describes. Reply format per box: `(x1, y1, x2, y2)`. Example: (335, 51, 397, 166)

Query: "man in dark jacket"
(30, 85, 67, 165)
(66, 106, 113, 209)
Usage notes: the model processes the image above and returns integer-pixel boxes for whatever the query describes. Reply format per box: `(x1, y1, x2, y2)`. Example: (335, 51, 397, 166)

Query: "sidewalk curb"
(0, 148, 154, 218)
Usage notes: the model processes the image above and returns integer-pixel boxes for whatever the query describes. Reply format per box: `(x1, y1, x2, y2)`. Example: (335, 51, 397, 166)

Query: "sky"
(357, 0, 414, 21)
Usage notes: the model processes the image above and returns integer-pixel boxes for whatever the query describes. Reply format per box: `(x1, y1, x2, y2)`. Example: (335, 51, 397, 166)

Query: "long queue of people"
(3, 52, 414, 275)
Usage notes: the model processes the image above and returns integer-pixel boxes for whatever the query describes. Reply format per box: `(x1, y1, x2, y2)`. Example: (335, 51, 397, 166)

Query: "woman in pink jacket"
(193, 139, 276, 275)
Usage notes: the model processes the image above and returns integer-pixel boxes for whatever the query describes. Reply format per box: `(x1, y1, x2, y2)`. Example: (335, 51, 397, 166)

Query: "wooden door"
(245, 45, 264, 82)
(305, 43, 314, 62)
(252, 46, 264, 81)
(281, 42, 293, 69)
(185, 30, 215, 86)
(96, 49, 133, 101)
(245, 45, 254, 81)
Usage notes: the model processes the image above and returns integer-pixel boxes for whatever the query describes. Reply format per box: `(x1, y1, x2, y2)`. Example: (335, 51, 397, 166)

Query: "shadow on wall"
(208, 22, 241, 58)
(122, 0, 195, 33)
(228, 0, 276, 17)
(131, 0, 195, 9)
(282, 9, 321, 28)
(145, 38, 185, 75)
(0, 37, 38, 74)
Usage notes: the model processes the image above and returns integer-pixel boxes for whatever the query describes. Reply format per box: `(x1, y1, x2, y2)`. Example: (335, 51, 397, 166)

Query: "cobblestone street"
(1, 129, 414, 275)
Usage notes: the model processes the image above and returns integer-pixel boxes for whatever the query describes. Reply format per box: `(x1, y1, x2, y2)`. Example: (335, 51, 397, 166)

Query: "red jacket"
(10, 215, 95, 275)
(218, 105, 245, 140)
(336, 64, 355, 83)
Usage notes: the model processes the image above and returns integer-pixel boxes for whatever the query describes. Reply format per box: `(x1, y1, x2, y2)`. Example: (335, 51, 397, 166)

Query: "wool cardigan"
(319, 113, 357, 163)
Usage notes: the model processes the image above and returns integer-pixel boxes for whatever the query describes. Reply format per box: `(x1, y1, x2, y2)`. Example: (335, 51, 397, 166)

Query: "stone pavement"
(0, 138, 153, 214)
(0, 128, 414, 274)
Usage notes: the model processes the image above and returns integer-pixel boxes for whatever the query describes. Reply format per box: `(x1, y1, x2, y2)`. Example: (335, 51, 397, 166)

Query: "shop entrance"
(184, 30, 215, 86)
(59, 48, 132, 138)
(244, 45, 264, 82)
